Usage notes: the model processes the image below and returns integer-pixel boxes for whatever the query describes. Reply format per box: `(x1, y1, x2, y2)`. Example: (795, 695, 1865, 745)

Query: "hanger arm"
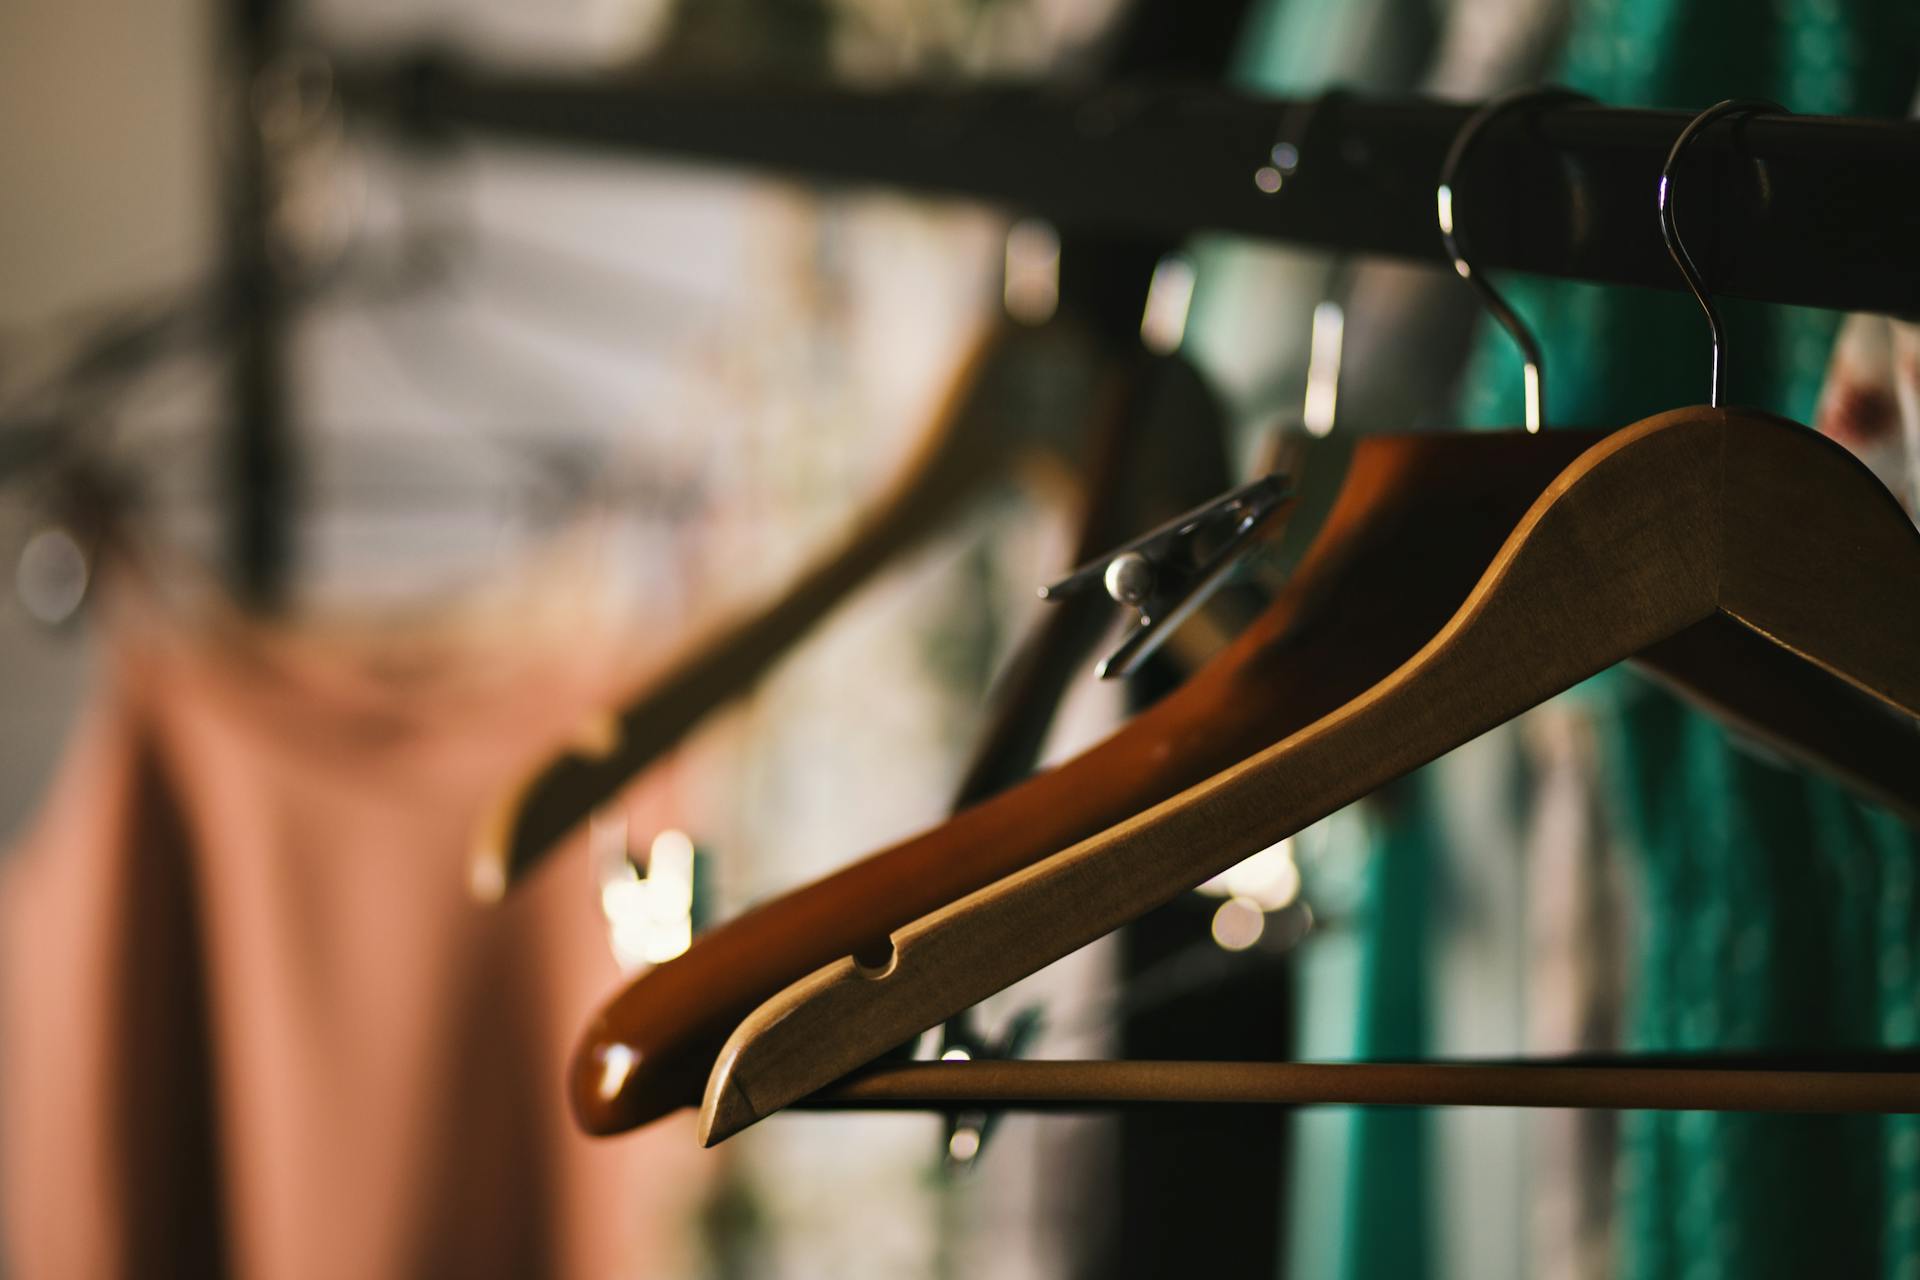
(699, 408, 1920, 1142)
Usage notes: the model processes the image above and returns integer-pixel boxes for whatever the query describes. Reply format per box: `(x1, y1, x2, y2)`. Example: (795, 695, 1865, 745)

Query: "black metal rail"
(224, 0, 296, 608)
(336, 61, 1920, 318)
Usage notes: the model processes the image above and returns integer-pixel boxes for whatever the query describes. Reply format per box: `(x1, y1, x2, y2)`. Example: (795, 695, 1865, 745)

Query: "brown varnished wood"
(1718, 413, 1920, 715)
(473, 317, 1104, 898)
(699, 408, 1920, 1142)
(1633, 410, 1920, 819)
(570, 426, 1600, 1133)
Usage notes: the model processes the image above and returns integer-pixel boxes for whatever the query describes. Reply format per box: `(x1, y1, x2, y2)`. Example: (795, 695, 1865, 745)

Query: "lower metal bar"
(796, 1054, 1920, 1114)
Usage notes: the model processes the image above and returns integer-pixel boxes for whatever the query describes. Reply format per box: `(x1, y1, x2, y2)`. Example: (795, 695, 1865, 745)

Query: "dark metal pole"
(223, 0, 294, 609)
(335, 63, 1920, 318)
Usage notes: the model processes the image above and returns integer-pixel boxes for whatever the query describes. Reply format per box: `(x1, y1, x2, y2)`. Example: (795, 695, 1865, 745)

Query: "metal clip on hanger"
(689, 98, 1920, 1144)
(1037, 471, 1290, 680)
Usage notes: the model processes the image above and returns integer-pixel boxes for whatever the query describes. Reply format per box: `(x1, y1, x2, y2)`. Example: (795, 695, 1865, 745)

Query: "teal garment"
(1344, 777, 1437, 1280)
(1444, 3, 1920, 1279)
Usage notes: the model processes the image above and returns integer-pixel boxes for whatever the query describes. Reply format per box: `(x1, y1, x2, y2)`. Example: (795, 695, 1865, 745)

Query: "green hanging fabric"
(1450, 3, 1920, 1278)
(1343, 776, 1438, 1280)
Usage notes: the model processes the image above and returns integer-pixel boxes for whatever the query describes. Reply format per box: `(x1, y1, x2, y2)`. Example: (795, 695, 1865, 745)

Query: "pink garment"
(0, 588, 713, 1278)
(1814, 311, 1920, 517)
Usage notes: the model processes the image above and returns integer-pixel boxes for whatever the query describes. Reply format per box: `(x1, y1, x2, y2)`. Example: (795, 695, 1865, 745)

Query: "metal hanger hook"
(1657, 99, 1785, 409)
(1438, 87, 1592, 432)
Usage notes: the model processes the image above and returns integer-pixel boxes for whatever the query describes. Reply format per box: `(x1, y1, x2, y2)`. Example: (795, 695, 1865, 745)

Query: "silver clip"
(1040, 472, 1291, 680)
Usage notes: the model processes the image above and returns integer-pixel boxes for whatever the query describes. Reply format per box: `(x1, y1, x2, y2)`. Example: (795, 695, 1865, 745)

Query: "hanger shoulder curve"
(1628, 409, 1920, 814)
(699, 406, 1920, 1142)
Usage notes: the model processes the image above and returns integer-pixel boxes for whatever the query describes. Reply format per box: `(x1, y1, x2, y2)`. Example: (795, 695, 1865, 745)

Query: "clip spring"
(1041, 472, 1291, 680)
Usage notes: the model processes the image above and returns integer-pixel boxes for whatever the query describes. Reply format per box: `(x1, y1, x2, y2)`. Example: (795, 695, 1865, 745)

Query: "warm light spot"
(598, 1044, 639, 1100)
(600, 827, 698, 970)
(1199, 839, 1301, 911)
(16, 527, 87, 625)
(1003, 218, 1061, 324)
(469, 858, 506, 903)
(600, 877, 648, 921)
(650, 828, 695, 869)
(941, 1047, 973, 1062)
(639, 918, 691, 965)
(1211, 896, 1267, 952)
(1140, 254, 1196, 355)
(1254, 165, 1284, 194)
(647, 830, 696, 913)
(948, 1127, 983, 1162)
(1302, 300, 1345, 437)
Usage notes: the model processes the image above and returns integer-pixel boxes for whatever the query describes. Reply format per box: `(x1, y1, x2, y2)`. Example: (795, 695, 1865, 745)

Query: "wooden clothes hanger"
(586, 407, 1919, 1135)
(685, 99, 1920, 1142)
(701, 403, 1920, 1141)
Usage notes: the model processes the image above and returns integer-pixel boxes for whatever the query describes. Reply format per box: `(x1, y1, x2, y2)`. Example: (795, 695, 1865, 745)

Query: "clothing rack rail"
(334, 60, 1920, 318)
(224, 0, 296, 608)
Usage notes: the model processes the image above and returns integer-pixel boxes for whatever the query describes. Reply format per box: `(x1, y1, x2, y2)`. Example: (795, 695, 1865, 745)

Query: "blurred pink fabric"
(1814, 312, 1920, 517)
(0, 588, 712, 1278)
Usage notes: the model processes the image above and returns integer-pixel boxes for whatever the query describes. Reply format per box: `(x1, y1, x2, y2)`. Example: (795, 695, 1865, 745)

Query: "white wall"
(0, 0, 214, 841)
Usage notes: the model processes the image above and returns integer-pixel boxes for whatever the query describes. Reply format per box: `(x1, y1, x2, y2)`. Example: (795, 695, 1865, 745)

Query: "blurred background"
(3, 0, 1920, 1277)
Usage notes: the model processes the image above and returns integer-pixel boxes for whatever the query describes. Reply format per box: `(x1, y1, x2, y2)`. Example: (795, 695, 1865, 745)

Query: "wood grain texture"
(699, 408, 1920, 1143)
(472, 317, 1101, 898)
